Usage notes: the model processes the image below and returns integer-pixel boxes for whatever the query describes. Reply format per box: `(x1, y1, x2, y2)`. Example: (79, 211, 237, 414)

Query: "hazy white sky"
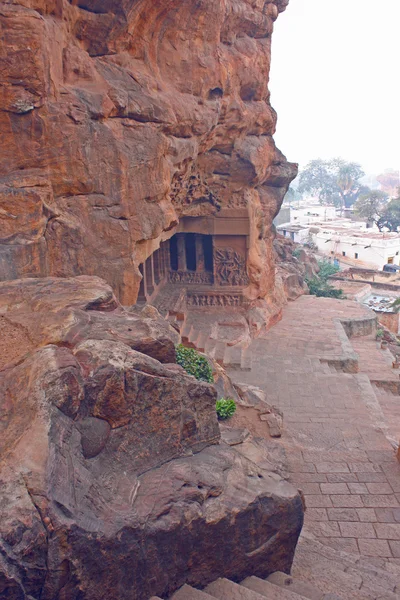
(270, 0, 400, 176)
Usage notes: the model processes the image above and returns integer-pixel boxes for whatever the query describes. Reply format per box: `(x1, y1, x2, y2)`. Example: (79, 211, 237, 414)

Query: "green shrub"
(292, 247, 301, 259)
(317, 259, 340, 282)
(376, 328, 384, 340)
(176, 344, 214, 383)
(216, 398, 236, 420)
(305, 260, 343, 299)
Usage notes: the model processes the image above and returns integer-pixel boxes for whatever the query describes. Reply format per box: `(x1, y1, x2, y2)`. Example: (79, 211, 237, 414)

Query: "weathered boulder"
(0, 276, 179, 369)
(0, 0, 297, 311)
(274, 236, 320, 301)
(0, 277, 303, 599)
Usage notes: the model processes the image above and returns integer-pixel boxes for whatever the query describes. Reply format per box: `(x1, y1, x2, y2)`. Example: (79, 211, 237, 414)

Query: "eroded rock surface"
(0, 0, 297, 307)
(0, 277, 303, 599)
(274, 235, 319, 301)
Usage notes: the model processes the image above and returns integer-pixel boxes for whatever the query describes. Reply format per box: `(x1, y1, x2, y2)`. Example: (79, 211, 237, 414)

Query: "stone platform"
(228, 296, 400, 599)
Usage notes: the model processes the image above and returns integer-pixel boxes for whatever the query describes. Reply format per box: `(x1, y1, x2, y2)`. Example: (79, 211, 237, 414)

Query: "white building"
(290, 205, 336, 226)
(310, 221, 400, 270)
(277, 223, 310, 244)
(276, 204, 337, 244)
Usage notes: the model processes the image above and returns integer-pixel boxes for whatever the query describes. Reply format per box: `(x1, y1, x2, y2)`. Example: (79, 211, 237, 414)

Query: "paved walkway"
(229, 296, 400, 597)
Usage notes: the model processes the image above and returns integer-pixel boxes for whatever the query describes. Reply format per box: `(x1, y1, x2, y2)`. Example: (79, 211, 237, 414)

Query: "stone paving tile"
(304, 495, 333, 508)
(229, 296, 400, 577)
(375, 508, 399, 523)
(315, 462, 350, 474)
(362, 494, 399, 508)
(290, 473, 328, 483)
(339, 522, 376, 539)
(318, 537, 360, 554)
(327, 508, 359, 522)
(330, 495, 365, 508)
(306, 508, 329, 521)
(356, 472, 389, 483)
(297, 482, 321, 495)
(366, 482, 394, 494)
(374, 523, 400, 540)
(307, 521, 341, 538)
(320, 483, 349, 495)
(357, 509, 377, 523)
(348, 483, 368, 494)
(358, 538, 393, 558)
(389, 541, 400, 558)
(326, 473, 358, 483)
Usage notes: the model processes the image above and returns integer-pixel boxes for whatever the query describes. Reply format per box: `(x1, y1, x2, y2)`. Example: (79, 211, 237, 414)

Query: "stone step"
(319, 362, 330, 375)
(205, 578, 268, 600)
(171, 584, 216, 600)
(267, 572, 341, 600)
(204, 337, 217, 355)
(241, 346, 252, 371)
(223, 344, 242, 369)
(241, 576, 309, 600)
(212, 341, 227, 365)
(181, 321, 193, 341)
(188, 326, 200, 345)
(293, 533, 400, 600)
(195, 331, 209, 352)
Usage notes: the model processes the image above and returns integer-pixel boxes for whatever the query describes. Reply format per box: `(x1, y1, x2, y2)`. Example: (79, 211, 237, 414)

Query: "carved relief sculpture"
(214, 248, 250, 287)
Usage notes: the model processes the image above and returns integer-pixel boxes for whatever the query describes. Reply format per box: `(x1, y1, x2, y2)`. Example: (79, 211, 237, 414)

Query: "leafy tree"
(284, 185, 303, 205)
(284, 184, 303, 204)
(354, 189, 388, 227)
(377, 193, 400, 232)
(298, 158, 365, 210)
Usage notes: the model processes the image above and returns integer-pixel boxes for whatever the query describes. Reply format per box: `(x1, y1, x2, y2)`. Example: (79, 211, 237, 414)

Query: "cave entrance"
(185, 233, 197, 272)
(203, 235, 213, 273)
(137, 241, 170, 304)
(168, 233, 214, 284)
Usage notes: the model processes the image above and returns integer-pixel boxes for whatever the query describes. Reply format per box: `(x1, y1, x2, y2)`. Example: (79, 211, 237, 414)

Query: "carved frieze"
(187, 293, 243, 308)
(214, 247, 249, 286)
(168, 271, 214, 285)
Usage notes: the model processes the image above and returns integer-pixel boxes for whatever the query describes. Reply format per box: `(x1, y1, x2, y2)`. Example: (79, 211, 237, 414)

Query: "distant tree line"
(285, 158, 400, 231)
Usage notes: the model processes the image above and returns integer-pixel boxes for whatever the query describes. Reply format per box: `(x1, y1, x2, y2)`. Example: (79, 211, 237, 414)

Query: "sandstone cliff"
(0, 276, 303, 600)
(0, 0, 296, 305)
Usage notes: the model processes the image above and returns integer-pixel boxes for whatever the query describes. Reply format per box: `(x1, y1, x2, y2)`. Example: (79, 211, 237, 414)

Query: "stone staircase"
(168, 309, 252, 371)
(152, 572, 342, 600)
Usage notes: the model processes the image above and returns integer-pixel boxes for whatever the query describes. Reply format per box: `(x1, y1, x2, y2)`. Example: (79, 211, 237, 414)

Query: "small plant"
(176, 344, 214, 383)
(292, 247, 301, 259)
(305, 259, 343, 298)
(376, 329, 384, 340)
(216, 398, 236, 420)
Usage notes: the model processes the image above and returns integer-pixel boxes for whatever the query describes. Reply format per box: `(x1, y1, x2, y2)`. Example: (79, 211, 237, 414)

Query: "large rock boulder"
(0, 276, 303, 599)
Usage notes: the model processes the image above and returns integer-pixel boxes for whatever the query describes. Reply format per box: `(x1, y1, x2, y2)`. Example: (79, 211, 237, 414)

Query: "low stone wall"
(340, 315, 377, 339)
(377, 311, 400, 335)
(320, 314, 377, 374)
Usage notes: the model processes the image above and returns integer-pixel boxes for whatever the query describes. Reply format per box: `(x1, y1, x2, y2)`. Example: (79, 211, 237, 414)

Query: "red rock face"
(0, 0, 297, 304)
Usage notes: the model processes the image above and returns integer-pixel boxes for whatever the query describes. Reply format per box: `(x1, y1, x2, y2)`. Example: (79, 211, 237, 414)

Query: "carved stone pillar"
(195, 234, 205, 272)
(177, 234, 187, 271)
(162, 242, 170, 274)
(153, 249, 161, 285)
(145, 255, 154, 295)
(138, 263, 146, 302)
